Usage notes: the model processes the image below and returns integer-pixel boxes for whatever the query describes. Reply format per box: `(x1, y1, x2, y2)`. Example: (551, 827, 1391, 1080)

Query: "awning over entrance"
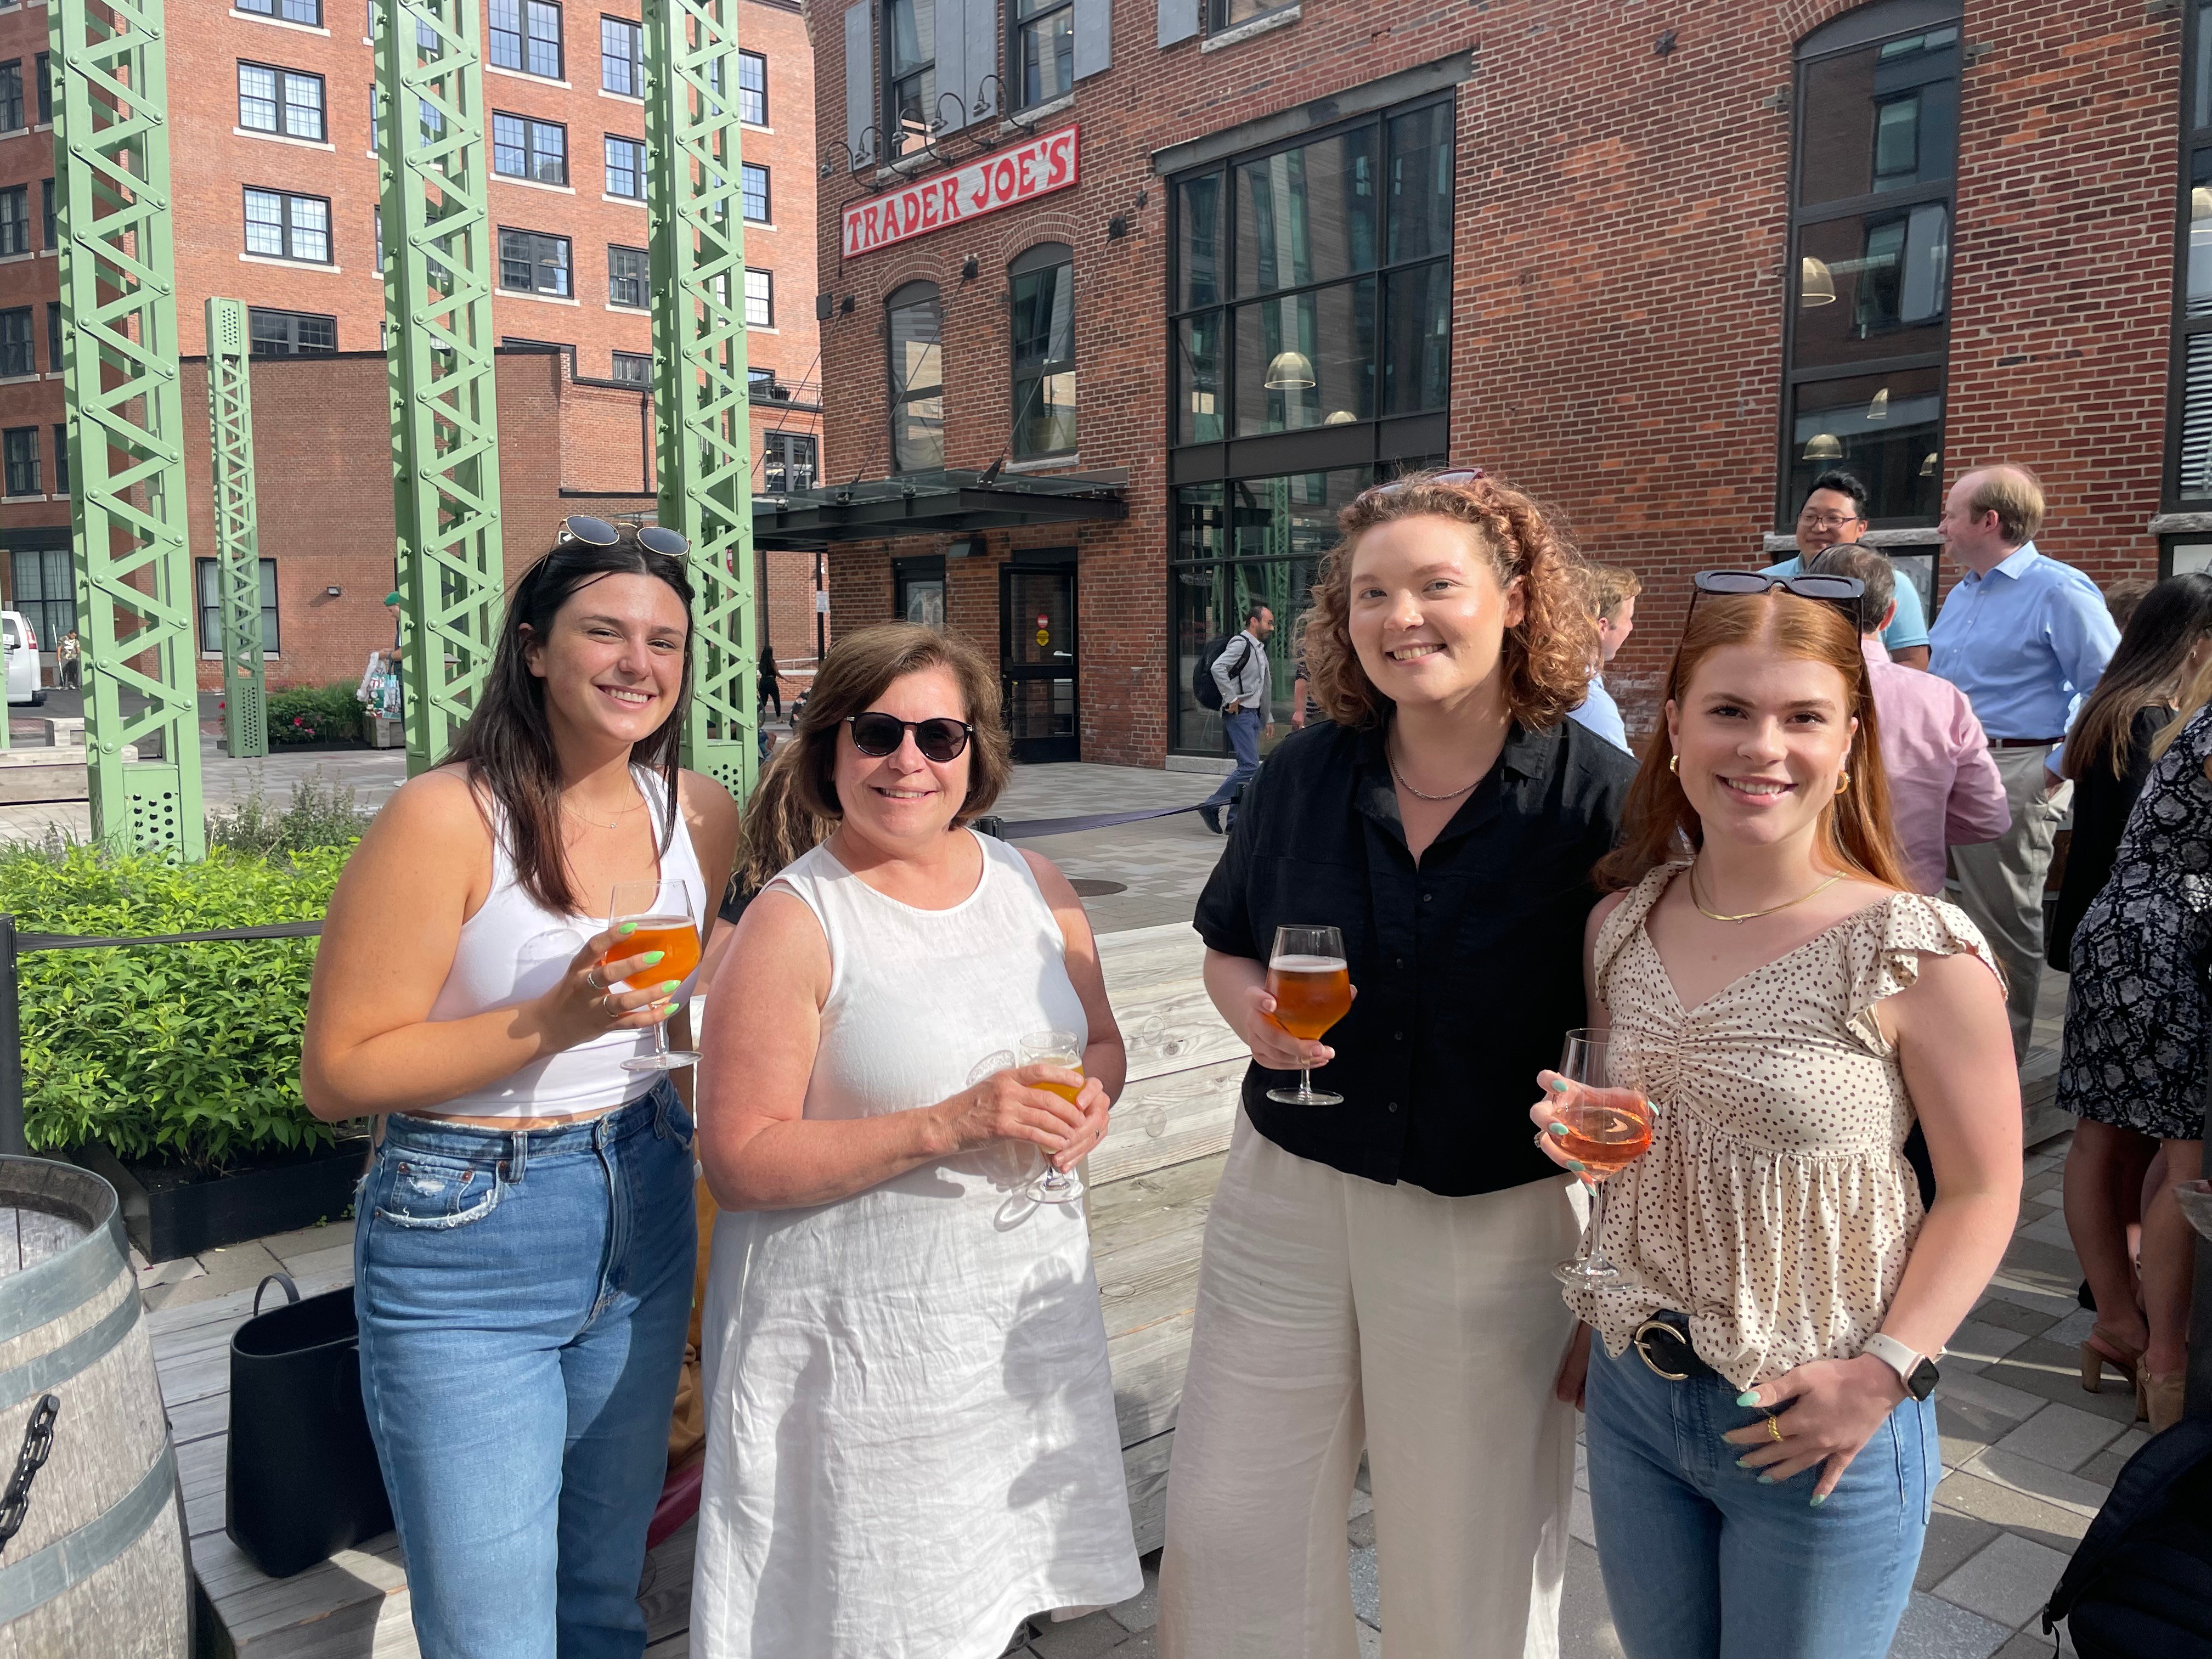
(752, 467, 1127, 551)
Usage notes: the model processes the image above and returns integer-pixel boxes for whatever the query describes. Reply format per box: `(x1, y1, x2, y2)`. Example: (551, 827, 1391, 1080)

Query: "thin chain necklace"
(1389, 760, 1481, 802)
(1689, 862, 1847, 924)
(562, 789, 649, 831)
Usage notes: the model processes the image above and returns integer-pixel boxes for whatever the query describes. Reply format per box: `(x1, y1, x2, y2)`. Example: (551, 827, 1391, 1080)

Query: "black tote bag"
(225, 1272, 394, 1579)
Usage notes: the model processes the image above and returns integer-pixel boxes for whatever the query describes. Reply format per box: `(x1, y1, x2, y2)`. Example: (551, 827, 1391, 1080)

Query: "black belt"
(1630, 1313, 1717, 1383)
(1989, 737, 2062, 750)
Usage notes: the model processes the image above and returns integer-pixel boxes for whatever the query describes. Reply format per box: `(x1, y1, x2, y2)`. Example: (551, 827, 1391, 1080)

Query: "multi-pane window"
(1210, 0, 1289, 31)
(33, 53, 48, 125)
(884, 0, 933, 159)
(490, 0, 563, 78)
(44, 303, 59, 374)
(3, 428, 37, 497)
(604, 134, 645, 198)
(763, 431, 819, 493)
(1781, 5, 1957, 523)
(887, 280, 941, 469)
(493, 112, 568, 184)
(40, 179, 53, 249)
(50, 425, 65, 494)
(741, 162, 770, 222)
(0, 187, 26, 258)
(2174, 3, 2212, 499)
(196, 558, 282, 656)
(244, 188, 332, 262)
(1011, 243, 1075, 455)
(738, 50, 766, 123)
(10, 550, 72, 654)
(600, 16, 641, 95)
(0, 62, 21, 133)
(0, 308, 31, 378)
(499, 228, 572, 296)
(744, 268, 773, 328)
(607, 244, 648, 307)
(374, 205, 383, 269)
(238, 63, 326, 140)
(236, 0, 323, 22)
(248, 308, 336, 354)
(1014, 0, 1073, 110)
(611, 351, 651, 385)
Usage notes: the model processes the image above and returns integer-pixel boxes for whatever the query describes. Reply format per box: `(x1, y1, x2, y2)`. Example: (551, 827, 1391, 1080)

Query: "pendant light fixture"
(1264, 351, 1316, 391)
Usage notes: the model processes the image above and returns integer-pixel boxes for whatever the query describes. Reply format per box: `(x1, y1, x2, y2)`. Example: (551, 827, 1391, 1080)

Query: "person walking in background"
(1928, 465, 2120, 1061)
(55, 630, 79, 690)
(1161, 471, 1635, 1659)
(1765, 470, 1931, 668)
(1537, 577, 2019, 1659)
(1290, 648, 1323, 729)
(1198, 602, 1274, 834)
(756, 638, 781, 720)
(2051, 571, 2212, 1424)
(1568, 562, 1640, 753)
(1808, 544, 2007, 894)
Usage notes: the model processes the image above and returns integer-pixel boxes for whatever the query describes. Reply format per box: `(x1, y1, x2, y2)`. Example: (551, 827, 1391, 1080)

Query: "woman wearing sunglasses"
(1526, 575, 2021, 1658)
(301, 519, 740, 1658)
(689, 622, 1141, 1657)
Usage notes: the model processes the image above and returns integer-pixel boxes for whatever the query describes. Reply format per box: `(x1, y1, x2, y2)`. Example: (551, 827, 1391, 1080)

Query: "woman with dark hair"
(302, 524, 740, 1659)
(1159, 470, 1637, 1657)
(1528, 583, 2019, 1658)
(689, 622, 1140, 1657)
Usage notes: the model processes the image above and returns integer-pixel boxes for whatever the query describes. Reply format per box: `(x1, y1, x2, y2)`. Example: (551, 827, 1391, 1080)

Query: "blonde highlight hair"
(2152, 650, 2212, 763)
(1963, 464, 2046, 545)
(1301, 470, 1598, 730)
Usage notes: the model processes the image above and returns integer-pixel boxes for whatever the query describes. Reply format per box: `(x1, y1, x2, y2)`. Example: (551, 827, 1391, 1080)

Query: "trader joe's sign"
(842, 126, 1080, 259)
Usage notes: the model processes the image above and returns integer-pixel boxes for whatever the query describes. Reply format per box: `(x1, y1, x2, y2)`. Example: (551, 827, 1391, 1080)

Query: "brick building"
(805, 0, 2209, 765)
(0, 0, 824, 691)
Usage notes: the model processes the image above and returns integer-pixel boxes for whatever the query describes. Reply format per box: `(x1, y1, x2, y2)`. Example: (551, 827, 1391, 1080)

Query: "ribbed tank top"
(425, 768, 709, 1119)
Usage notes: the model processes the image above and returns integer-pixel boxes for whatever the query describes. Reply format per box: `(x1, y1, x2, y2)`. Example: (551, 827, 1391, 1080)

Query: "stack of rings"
(1766, 1414, 1783, 1443)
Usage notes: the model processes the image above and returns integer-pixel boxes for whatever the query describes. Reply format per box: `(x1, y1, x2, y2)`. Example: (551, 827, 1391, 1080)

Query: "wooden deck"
(165, 921, 1238, 1657)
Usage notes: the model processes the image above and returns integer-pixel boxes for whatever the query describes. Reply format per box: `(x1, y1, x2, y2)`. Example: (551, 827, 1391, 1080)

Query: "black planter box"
(71, 1137, 371, 1263)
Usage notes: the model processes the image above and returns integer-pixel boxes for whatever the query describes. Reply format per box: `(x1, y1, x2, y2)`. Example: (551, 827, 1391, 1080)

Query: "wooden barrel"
(0, 1156, 186, 1658)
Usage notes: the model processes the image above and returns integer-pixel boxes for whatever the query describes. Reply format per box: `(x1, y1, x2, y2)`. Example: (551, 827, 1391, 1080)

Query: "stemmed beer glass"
(605, 878, 702, 1072)
(1550, 1029, 1654, 1284)
(1263, 926, 1353, 1106)
(1020, 1029, 1088, 1205)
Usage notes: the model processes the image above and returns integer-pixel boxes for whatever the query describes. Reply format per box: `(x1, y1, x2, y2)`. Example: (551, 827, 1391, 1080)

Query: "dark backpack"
(2044, 1415, 2212, 1658)
(1193, 635, 1252, 712)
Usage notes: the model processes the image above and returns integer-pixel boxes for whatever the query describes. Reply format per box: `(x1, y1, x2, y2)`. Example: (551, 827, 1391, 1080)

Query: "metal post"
(205, 299, 266, 759)
(52, 0, 205, 859)
(644, 0, 756, 802)
(376, 0, 506, 776)
(0, 918, 25, 1159)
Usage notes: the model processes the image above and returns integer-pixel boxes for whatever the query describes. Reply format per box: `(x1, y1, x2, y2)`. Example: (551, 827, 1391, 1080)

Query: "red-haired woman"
(1161, 471, 1637, 1657)
(1530, 580, 2021, 1658)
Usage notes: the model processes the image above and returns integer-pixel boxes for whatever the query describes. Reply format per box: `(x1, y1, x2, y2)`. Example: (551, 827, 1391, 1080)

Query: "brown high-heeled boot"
(2142, 1370, 2186, 1433)
(2080, 1329, 2146, 1421)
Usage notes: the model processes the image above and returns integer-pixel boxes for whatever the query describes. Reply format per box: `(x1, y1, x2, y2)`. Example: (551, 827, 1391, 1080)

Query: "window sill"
(743, 220, 776, 233)
(0, 253, 31, 267)
(228, 9, 330, 36)
(31, 123, 49, 135)
(1006, 91, 1075, 131)
(741, 121, 774, 135)
(602, 192, 646, 208)
(42, 371, 60, 380)
(36, 249, 53, 259)
(1, 495, 44, 505)
(1201, 4, 1300, 50)
(486, 64, 572, 89)
(746, 323, 778, 334)
(599, 86, 645, 106)
(0, 127, 27, 143)
(233, 127, 337, 151)
(0, 375, 34, 386)
(499, 287, 580, 306)
(605, 301, 649, 315)
(2150, 511, 2212, 534)
(494, 173, 577, 196)
(239, 252, 341, 273)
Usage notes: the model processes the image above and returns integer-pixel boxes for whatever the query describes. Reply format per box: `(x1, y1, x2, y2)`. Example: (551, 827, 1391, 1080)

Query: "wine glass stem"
(1300, 1066, 1313, 1098)
(1587, 1180, 1610, 1271)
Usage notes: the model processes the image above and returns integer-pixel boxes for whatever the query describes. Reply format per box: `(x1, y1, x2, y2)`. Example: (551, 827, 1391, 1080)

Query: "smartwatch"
(1861, 1333, 1941, 1401)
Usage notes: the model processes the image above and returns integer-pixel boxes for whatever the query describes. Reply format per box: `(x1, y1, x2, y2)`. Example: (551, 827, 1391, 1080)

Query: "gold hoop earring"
(1668, 754, 1679, 776)
(1835, 770, 1851, 795)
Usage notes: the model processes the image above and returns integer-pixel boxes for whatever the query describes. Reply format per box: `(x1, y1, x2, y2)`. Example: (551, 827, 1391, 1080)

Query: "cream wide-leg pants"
(1159, 1111, 1584, 1659)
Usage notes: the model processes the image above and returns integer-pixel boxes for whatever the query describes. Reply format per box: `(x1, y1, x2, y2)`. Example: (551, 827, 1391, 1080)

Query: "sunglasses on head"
(556, 514, 690, 559)
(1355, 466, 1485, 506)
(846, 712, 975, 763)
(1691, 569, 1866, 633)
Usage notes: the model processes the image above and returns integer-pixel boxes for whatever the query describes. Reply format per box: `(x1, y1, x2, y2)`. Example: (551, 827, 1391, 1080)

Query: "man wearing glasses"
(1763, 471, 1932, 669)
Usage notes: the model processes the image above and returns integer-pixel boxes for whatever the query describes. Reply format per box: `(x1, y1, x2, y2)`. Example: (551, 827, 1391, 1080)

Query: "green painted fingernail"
(618, 922, 638, 935)
(1757, 1473, 1777, 1486)
(1546, 1121, 1570, 1137)
(1565, 1159, 1585, 1172)
(1736, 1392, 1760, 1408)
(1546, 1077, 1570, 1092)
(664, 999, 685, 1016)
(1808, 1493, 1827, 1508)
(661, 980, 681, 992)
(640, 951, 665, 966)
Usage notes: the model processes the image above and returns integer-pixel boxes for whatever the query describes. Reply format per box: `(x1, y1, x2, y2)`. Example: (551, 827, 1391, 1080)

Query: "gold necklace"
(1689, 864, 1847, 924)
(562, 791, 649, 831)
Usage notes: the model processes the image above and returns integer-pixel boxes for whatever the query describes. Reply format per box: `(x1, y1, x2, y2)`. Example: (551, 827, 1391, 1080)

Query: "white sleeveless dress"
(692, 831, 1142, 1659)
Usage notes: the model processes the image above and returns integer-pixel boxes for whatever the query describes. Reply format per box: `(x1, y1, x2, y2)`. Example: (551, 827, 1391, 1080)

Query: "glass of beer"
(1263, 926, 1353, 1106)
(1550, 1029, 1654, 1285)
(1019, 1029, 1087, 1205)
(605, 879, 703, 1072)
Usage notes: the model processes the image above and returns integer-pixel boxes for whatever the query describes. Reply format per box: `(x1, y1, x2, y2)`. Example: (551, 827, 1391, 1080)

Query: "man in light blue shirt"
(1567, 563, 1637, 753)
(1763, 471, 1931, 668)
(1928, 464, 2120, 1060)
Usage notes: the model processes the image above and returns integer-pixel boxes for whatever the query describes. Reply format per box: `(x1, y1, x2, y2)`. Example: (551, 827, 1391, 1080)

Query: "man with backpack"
(1196, 603, 1274, 834)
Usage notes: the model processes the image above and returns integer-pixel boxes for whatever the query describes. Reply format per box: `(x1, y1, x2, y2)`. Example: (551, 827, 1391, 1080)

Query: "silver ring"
(597, 991, 615, 1017)
(585, 966, 605, 991)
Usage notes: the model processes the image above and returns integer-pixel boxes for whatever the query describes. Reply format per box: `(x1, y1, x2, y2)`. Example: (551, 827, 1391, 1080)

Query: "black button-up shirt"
(1194, 718, 1635, 1198)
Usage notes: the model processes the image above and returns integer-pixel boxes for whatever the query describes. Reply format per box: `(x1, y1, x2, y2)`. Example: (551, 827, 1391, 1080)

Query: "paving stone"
(1884, 1591, 2013, 1659)
(1109, 1632, 1155, 1659)
(1029, 1610, 1136, 1659)
(257, 1221, 348, 1262)
(1570, 1484, 1596, 1549)
(2016, 1210, 2075, 1249)
(1346, 1508, 1375, 1549)
(1977, 1340, 2141, 1423)
(1933, 1532, 2073, 1629)
(2020, 1169, 2063, 1200)
(1933, 1470, 2091, 1554)
(140, 1239, 284, 1311)
(1561, 1537, 1627, 1659)
(134, 1252, 206, 1290)
(1959, 1449, 2110, 1520)
(2014, 1198, 2056, 1224)
(1946, 1321, 2033, 1370)
(2037, 1308, 2098, 1351)
(1938, 1395, 2027, 1472)
(1978, 1278, 2081, 1321)
(1916, 1506, 2005, 1592)
(1937, 1370, 2047, 1423)
(1967, 1297, 2058, 1340)
(1991, 1633, 2066, 1659)
(1356, 1620, 1380, 1659)
(1348, 1544, 1379, 1626)
(1105, 1562, 1158, 1633)
(1991, 1403, 2125, 1474)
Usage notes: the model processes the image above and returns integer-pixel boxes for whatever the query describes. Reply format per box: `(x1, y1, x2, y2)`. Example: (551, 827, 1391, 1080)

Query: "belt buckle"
(1632, 1317, 1693, 1382)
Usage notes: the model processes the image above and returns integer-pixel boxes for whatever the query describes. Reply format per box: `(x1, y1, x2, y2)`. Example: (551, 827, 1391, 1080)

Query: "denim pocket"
(371, 1150, 504, 1229)
(658, 1090, 696, 1151)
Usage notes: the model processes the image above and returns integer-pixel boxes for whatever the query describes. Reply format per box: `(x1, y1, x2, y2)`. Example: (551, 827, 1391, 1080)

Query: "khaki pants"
(1949, 742, 2069, 1062)
(1159, 1113, 1582, 1659)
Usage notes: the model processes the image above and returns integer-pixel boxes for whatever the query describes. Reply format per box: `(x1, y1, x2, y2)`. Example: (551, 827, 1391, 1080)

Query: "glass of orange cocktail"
(1264, 926, 1353, 1105)
(605, 879, 703, 1072)
(1019, 1029, 1087, 1205)
(1551, 1028, 1654, 1285)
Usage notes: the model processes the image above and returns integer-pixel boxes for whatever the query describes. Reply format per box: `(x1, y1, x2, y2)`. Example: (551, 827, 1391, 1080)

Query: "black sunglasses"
(846, 712, 975, 763)
(1691, 569, 1866, 633)
(556, 514, 690, 559)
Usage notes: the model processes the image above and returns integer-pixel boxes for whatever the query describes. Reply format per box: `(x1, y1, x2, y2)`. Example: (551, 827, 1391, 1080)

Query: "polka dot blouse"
(1561, 863, 1997, 1392)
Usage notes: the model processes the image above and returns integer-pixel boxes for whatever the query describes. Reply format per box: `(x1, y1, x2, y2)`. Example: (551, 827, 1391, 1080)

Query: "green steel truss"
(375, 0, 506, 776)
(204, 298, 266, 760)
(50, 0, 204, 857)
(645, 0, 757, 801)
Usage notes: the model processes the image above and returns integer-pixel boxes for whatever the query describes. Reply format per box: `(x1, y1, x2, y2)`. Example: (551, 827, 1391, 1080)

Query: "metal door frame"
(999, 549, 1079, 763)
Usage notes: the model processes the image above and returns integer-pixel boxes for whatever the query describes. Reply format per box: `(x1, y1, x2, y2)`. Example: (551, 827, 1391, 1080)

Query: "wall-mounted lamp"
(961, 255, 979, 280)
(946, 537, 979, 558)
(839, 295, 855, 315)
(816, 292, 833, 321)
(1107, 214, 1130, 239)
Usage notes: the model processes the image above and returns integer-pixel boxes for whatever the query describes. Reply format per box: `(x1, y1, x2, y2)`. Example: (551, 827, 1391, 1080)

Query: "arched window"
(887, 280, 944, 472)
(1010, 243, 1076, 458)
(1781, 1, 1960, 528)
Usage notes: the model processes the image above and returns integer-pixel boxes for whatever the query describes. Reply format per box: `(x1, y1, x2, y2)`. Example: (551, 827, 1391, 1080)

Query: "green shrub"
(265, 682, 365, 746)
(2, 841, 354, 1171)
(210, 775, 378, 857)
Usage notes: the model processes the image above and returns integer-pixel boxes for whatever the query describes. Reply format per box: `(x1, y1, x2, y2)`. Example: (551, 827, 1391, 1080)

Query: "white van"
(3, 611, 43, 706)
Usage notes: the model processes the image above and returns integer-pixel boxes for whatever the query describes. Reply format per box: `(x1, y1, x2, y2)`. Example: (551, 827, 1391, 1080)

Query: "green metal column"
(375, 0, 505, 776)
(51, 0, 204, 857)
(645, 0, 756, 801)
(204, 298, 266, 760)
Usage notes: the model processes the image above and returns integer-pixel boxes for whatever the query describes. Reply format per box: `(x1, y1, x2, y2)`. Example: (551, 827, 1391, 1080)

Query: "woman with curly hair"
(1159, 469, 1638, 1658)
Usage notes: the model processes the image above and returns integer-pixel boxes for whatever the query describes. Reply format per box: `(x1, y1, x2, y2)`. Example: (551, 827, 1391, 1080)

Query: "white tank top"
(425, 768, 709, 1119)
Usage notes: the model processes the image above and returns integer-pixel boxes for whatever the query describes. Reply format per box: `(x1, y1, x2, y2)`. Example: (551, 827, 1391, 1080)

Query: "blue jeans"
(1204, 706, 1263, 817)
(1583, 1327, 1939, 1659)
(355, 1081, 697, 1659)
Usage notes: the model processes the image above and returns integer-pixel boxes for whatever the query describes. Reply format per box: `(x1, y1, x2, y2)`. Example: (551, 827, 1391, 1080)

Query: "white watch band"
(1861, 1333, 1923, 1385)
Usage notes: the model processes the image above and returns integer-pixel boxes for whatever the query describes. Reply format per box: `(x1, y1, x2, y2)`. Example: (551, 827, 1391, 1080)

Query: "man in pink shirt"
(1811, 545, 2011, 893)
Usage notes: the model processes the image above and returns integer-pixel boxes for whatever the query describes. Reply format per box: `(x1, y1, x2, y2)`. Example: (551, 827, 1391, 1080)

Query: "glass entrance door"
(1001, 556, 1078, 763)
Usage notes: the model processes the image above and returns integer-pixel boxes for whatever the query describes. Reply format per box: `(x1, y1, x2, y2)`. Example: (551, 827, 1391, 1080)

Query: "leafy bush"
(265, 683, 366, 747)
(3, 841, 353, 1171)
(210, 775, 377, 857)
